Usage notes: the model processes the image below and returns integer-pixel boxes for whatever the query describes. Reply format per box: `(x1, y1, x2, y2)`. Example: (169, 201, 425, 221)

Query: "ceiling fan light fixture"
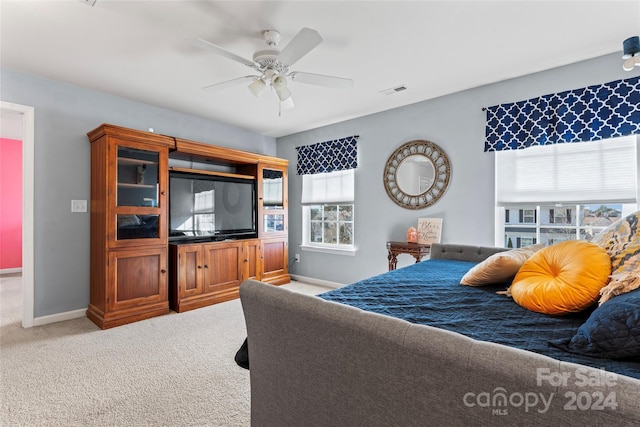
(281, 96, 295, 110)
(248, 78, 266, 97)
(276, 86, 292, 102)
(272, 74, 293, 101)
(271, 75, 287, 91)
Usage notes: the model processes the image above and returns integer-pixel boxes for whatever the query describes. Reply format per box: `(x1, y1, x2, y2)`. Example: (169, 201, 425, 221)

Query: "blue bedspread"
(320, 259, 640, 380)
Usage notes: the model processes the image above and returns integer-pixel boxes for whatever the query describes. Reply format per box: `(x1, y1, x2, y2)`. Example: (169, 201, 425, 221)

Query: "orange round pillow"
(509, 240, 611, 315)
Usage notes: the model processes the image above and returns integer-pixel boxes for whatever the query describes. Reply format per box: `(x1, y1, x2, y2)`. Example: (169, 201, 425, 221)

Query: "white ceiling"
(1, 1, 639, 138)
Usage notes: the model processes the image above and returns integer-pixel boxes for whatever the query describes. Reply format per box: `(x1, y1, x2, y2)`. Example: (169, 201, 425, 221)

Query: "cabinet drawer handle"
(197, 265, 202, 269)
(204, 265, 209, 268)
(161, 269, 167, 274)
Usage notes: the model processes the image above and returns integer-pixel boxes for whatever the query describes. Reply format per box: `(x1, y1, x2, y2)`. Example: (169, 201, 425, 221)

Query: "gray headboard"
(430, 243, 507, 263)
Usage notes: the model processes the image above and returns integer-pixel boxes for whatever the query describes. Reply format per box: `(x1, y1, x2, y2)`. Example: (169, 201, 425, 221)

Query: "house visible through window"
(503, 204, 632, 248)
(309, 204, 354, 245)
(496, 136, 638, 248)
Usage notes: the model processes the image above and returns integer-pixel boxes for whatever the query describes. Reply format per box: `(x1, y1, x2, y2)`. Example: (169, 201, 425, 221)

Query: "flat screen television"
(169, 171, 257, 242)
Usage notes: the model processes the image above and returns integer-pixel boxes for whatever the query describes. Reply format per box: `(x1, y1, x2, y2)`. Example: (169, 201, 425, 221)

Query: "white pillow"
(460, 244, 545, 286)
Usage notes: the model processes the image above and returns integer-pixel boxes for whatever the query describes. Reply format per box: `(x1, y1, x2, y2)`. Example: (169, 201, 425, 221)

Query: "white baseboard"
(32, 308, 86, 327)
(27, 277, 339, 327)
(290, 274, 345, 289)
(0, 267, 22, 275)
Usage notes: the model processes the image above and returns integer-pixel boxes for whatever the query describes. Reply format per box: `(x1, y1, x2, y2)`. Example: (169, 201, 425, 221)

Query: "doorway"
(1, 101, 35, 328)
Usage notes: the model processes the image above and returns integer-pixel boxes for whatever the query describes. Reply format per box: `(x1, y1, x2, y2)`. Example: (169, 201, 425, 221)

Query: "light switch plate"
(71, 200, 88, 212)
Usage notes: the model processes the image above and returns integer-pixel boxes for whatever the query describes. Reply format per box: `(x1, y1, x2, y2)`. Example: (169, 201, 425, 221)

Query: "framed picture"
(417, 218, 442, 244)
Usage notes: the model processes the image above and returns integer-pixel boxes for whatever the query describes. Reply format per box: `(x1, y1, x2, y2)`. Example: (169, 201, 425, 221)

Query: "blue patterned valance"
(296, 135, 359, 175)
(484, 76, 640, 152)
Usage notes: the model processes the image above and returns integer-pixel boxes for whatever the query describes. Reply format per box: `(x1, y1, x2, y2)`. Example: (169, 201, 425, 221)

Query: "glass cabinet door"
(261, 168, 285, 233)
(262, 168, 283, 209)
(115, 146, 162, 241)
(116, 214, 160, 240)
(117, 147, 159, 207)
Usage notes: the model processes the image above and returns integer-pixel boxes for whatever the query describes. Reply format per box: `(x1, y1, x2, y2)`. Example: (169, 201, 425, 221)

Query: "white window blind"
(301, 169, 354, 204)
(496, 136, 638, 205)
(263, 178, 282, 205)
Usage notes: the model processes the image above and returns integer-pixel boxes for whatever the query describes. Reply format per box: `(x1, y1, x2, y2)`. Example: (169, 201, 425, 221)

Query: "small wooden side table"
(386, 241, 431, 271)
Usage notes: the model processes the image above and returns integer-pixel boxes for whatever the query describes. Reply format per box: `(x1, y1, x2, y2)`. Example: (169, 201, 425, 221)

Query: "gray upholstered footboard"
(240, 275, 640, 426)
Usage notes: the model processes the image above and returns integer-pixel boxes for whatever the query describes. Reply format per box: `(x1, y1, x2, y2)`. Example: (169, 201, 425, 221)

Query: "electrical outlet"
(294, 253, 300, 263)
(71, 200, 88, 213)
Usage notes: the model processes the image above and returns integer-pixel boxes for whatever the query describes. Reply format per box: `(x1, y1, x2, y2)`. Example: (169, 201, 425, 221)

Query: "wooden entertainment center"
(86, 124, 289, 329)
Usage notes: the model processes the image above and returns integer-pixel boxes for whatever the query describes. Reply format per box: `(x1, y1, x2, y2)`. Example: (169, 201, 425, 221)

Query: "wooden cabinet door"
(202, 242, 243, 296)
(261, 238, 289, 284)
(244, 239, 262, 281)
(107, 247, 168, 312)
(174, 244, 204, 298)
(108, 138, 169, 249)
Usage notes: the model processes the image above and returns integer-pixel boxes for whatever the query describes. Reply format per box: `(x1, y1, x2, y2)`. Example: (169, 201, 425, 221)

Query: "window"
(301, 170, 355, 255)
(503, 204, 632, 248)
(496, 136, 638, 248)
(549, 208, 570, 224)
(309, 204, 354, 245)
(521, 209, 536, 224)
(518, 237, 535, 247)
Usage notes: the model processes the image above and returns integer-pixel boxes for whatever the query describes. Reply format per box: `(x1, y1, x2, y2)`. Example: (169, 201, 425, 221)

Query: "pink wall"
(0, 138, 22, 270)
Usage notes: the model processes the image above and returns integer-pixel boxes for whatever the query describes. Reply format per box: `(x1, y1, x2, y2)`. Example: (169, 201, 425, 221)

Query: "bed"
(239, 243, 640, 426)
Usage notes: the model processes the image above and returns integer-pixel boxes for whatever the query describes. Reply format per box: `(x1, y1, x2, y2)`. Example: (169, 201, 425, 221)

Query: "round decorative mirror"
(383, 140, 451, 209)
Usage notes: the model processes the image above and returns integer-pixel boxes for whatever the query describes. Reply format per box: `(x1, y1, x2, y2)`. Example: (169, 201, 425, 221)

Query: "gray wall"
(1, 52, 636, 317)
(1, 68, 276, 318)
(278, 52, 638, 285)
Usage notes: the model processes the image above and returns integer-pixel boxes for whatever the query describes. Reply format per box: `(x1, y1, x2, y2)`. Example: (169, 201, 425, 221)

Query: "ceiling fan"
(189, 28, 354, 113)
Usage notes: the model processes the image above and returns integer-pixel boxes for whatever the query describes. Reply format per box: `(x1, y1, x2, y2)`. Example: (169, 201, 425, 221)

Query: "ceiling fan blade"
(189, 38, 257, 69)
(202, 76, 257, 91)
(277, 28, 323, 66)
(290, 72, 354, 88)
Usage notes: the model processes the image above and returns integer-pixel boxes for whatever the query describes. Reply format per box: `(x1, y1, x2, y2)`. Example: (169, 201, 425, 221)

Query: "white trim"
(300, 244, 357, 256)
(289, 274, 345, 289)
(1, 101, 35, 328)
(0, 268, 22, 275)
(494, 206, 505, 247)
(32, 309, 86, 327)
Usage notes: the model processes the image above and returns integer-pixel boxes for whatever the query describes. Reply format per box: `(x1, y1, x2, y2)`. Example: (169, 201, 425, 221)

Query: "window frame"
(301, 203, 357, 256)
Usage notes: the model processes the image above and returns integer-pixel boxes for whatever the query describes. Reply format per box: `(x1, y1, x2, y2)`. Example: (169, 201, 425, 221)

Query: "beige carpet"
(0, 275, 331, 426)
